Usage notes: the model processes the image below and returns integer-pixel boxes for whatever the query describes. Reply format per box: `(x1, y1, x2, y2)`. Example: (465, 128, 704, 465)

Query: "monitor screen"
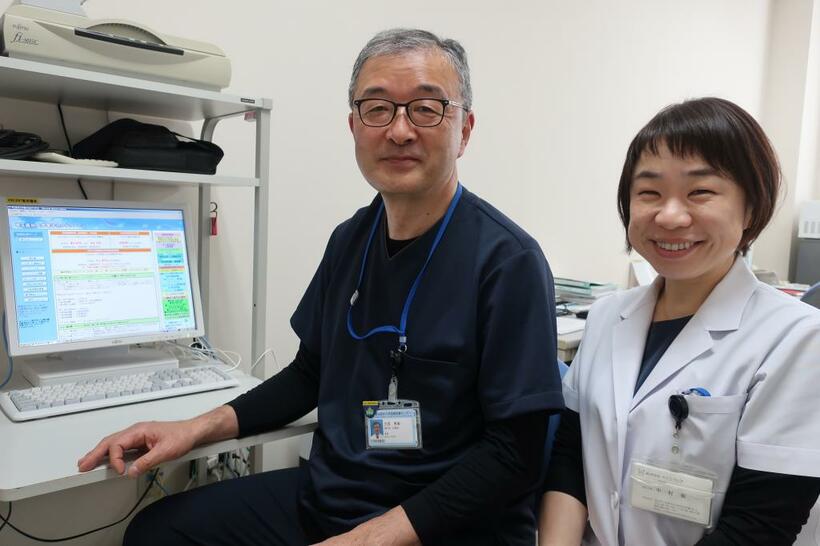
(0, 198, 204, 356)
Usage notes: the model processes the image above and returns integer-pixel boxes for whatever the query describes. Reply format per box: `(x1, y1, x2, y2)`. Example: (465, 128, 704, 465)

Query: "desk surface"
(557, 322, 585, 363)
(557, 328, 584, 350)
(1, 372, 317, 501)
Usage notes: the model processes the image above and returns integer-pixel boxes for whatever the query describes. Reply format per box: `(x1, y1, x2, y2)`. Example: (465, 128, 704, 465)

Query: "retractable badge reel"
(362, 343, 423, 450)
(628, 388, 717, 527)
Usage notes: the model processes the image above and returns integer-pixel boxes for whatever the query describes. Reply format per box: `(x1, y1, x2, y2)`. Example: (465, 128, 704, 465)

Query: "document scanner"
(1, 1, 232, 90)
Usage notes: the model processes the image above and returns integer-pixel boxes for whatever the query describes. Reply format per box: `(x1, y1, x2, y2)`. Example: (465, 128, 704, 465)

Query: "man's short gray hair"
(348, 28, 472, 111)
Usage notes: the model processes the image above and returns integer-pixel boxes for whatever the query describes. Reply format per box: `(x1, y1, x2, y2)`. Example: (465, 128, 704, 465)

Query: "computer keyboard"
(0, 365, 240, 422)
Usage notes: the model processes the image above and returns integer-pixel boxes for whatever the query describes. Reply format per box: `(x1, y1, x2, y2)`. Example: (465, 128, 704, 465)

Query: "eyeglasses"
(353, 98, 468, 128)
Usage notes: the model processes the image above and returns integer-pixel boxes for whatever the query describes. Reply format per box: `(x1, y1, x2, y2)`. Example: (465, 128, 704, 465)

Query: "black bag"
(73, 118, 224, 174)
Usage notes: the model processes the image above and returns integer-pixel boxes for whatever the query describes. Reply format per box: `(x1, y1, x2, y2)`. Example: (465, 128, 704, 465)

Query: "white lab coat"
(563, 257, 820, 546)
(796, 504, 820, 546)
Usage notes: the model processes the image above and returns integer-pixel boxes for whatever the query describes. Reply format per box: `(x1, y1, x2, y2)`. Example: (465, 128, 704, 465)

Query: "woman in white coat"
(539, 98, 820, 546)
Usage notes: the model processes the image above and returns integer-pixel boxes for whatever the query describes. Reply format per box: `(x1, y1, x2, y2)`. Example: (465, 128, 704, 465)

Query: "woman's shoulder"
(745, 282, 820, 333)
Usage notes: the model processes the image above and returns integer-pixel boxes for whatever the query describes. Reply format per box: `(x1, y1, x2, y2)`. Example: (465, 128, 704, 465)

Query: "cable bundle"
(0, 129, 49, 160)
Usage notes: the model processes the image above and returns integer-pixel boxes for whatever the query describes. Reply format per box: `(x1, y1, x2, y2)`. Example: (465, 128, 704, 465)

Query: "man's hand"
(77, 419, 199, 477)
(77, 405, 239, 477)
(311, 506, 421, 546)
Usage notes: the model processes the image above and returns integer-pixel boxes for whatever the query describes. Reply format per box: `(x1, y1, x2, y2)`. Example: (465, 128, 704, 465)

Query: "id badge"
(629, 460, 716, 526)
(362, 400, 422, 450)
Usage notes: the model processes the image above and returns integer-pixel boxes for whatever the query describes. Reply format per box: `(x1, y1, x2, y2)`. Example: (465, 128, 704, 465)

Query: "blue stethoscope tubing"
(346, 183, 463, 351)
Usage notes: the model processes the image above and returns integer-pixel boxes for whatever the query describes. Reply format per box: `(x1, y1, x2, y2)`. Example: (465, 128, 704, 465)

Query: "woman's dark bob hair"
(617, 97, 781, 255)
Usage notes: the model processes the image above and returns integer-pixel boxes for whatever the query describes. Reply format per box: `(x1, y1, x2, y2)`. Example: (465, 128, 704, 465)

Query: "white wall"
(81, 0, 772, 370)
(0, 1, 798, 544)
(755, 0, 818, 281)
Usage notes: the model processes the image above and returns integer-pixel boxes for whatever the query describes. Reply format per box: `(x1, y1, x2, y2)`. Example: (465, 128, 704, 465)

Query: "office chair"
(802, 283, 820, 309)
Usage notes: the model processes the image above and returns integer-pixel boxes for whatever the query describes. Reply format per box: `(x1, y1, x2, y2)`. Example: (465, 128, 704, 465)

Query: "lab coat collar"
(627, 256, 758, 410)
(611, 292, 653, 458)
(692, 256, 758, 332)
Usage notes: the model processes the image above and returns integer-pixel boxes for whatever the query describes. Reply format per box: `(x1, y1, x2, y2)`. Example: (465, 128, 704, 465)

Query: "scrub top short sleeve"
(736, 319, 820, 477)
(477, 248, 563, 421)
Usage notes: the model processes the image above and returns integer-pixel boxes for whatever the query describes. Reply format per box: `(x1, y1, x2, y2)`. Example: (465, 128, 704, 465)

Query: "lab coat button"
(611, 491, 619, 508)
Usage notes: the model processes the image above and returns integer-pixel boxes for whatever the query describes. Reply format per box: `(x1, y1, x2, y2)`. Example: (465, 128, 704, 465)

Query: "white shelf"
(0, 56, 271, 120)
(0, 158, 259, 187)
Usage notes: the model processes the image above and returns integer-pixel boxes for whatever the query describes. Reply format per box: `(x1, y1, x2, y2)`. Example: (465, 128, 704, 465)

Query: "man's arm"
(77, 404, 239, 477)
(313, 410, 549, 546)
(400, 411, 548, 540)
(78, 343, 320, 476)
(226, 342, 320, 437)
(312, 506, 421, 546)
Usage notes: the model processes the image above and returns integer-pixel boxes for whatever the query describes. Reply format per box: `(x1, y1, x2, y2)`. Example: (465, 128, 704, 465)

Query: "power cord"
(161, 339, 241, 372)
(0, 472, 157, 542)
(56, 103, 89, 200)
(251, 347, 280, 373)
(0, 502, 9, 534)
(151, 471, 171, 497)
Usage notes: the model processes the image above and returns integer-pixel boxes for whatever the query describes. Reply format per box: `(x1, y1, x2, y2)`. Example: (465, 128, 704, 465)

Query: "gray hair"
(348, 28, 472, 111)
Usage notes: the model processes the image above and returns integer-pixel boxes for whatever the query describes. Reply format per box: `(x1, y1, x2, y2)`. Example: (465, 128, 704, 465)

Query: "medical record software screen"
(7, 205, 197, 348)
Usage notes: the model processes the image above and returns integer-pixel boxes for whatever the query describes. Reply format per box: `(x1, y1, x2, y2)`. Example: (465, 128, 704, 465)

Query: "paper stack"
(555, 277, 618, 304)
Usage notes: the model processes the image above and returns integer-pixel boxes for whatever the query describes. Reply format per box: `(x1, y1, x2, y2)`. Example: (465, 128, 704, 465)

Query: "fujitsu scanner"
(1, 1, 231, 90)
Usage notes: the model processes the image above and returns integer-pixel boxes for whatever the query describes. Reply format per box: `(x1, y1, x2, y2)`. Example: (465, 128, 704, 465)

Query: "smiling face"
(628, 143, 750, 285)
(348, 49, 474, 198)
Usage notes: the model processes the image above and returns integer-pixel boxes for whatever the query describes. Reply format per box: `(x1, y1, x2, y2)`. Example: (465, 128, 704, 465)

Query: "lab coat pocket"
(680, 394, 747, 494)
(685, 394, 746, 414)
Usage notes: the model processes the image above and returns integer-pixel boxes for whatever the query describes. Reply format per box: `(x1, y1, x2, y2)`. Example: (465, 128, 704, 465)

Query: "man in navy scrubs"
(79, 28, 563, 546)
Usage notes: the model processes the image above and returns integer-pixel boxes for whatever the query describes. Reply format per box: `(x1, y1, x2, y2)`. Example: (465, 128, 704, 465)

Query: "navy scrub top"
(291, 186, 563, 539)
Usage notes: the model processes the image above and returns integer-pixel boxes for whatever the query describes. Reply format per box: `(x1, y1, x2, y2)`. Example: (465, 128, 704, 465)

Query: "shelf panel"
(0, 56, 271, 120)
(0, 158, 259, 187)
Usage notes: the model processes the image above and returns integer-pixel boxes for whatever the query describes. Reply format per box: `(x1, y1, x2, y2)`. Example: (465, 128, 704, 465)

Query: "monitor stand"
(20, 346, 179, 387)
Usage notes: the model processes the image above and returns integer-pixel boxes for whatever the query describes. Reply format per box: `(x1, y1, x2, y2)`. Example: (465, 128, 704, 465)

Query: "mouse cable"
(0, 471, 157, 542)
(0, 502, 9, 534)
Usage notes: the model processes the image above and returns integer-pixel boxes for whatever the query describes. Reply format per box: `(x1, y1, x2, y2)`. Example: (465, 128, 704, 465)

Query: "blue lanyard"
(347, 183, 463, 352)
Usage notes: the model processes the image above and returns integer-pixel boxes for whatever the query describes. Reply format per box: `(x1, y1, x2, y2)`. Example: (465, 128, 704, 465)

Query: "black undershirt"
(228, 343, 549, 543)
(634, 315, 693, 393)
(385, 233, 417, 257)
(544, 318, 820, 545)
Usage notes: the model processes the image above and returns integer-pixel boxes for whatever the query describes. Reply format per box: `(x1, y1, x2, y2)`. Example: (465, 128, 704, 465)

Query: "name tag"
(629, 461, 715, 526)
(363, 400, 422, 450)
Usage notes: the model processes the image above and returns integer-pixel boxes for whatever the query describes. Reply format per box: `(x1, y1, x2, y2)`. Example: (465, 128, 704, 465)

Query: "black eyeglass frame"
(352, 97, 469, 128)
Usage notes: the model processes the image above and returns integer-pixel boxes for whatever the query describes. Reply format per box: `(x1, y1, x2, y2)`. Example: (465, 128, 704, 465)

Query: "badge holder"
(629, 390, 718, 527)
(629, 460, 717, 527)
(363, 399, 422, 450)
(362, 349, 423, 450)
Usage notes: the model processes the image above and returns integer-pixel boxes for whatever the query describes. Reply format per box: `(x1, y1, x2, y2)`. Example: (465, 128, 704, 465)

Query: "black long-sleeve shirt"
(227, 343, 550, 542)
(544, 409, 820, 544)
(546, 315, 820, 543)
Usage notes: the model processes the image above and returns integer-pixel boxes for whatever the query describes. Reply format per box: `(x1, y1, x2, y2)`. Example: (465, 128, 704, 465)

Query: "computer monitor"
(0, 197, 205, 385)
